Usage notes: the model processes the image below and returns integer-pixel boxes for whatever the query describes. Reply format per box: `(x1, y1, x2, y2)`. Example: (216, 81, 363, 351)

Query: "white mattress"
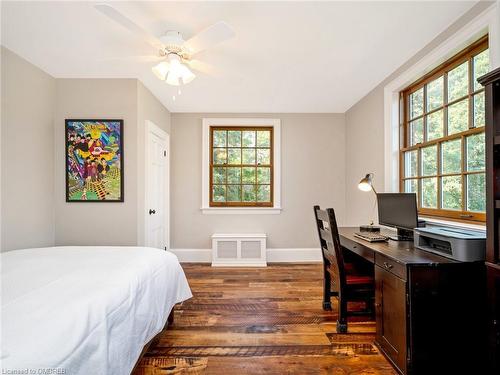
(1, 246, 192, 375)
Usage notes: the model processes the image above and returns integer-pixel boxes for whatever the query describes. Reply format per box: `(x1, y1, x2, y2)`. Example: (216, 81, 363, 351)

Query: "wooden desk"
(339, 227, 486, 375)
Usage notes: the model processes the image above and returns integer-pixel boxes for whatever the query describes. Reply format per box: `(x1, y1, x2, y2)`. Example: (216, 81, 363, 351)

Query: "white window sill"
(420, 216, 485, 232)
(201, 207, 282, 215)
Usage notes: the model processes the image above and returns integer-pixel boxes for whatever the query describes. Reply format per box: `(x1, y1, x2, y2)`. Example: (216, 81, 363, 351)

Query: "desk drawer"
(375, 253, 406, 280)
(340, 237, 375, 263)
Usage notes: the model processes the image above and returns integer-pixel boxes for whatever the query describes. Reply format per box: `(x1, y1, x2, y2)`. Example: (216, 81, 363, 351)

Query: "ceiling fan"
(94, 3, 235, 86)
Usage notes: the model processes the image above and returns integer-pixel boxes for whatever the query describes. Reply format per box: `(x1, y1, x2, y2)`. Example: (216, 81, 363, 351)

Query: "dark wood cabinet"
(375, 265, 407, 374)
(340, 228, 486, 375)
(487, 264, 500, 371)
(479, 66, 500, 374)
(407, 264, 485, 374)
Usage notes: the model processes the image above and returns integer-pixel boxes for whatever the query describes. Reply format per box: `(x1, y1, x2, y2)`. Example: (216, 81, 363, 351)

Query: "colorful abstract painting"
(65, 120, 123, 202)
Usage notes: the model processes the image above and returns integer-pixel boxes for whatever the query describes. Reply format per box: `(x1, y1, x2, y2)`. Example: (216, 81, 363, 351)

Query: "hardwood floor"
(133, 264, 396, 374)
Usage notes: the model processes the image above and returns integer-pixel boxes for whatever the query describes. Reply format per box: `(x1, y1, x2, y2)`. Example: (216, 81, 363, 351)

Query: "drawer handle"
(383, 262, 393, 270)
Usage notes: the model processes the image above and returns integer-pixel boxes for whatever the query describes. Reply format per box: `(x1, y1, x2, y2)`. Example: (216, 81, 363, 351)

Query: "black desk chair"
(313, 205, 375, 333)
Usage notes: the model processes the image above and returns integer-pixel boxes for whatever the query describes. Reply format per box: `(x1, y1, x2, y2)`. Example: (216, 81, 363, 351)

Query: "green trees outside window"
(210, 127, 273, 206)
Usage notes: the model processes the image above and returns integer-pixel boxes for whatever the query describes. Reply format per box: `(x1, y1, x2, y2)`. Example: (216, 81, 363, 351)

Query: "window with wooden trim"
(400, 36, 489, 222)
(210, 126, 273, 207)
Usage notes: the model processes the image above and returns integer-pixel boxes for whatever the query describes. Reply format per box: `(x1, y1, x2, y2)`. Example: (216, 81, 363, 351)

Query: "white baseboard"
(170, 248, 212, 263)
(169, 248, 322, 263)
(211, 261, 268, 267)
(267, 248, 322, 263)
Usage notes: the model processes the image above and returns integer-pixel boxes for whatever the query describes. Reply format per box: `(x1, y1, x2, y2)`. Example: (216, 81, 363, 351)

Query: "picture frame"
(65, 119, 124, 202)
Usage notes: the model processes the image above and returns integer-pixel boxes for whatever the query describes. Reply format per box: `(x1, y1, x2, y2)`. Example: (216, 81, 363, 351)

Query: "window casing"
(210, 126, 274, 207)
(400, 36, 489, 222)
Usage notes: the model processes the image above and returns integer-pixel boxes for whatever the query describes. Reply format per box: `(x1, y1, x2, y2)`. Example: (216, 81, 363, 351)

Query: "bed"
(1, 246, 192, 375)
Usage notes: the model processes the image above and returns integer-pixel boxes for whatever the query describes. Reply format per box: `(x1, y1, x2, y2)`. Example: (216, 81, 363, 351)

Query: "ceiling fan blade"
(185, 59, 216, 75)
(98, 55, 164, 63)
(184, 21, 235, 55)
(94, 3, 163, 50)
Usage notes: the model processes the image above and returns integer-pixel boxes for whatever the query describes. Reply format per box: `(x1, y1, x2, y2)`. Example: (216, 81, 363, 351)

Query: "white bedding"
(1, 246, 192, 375)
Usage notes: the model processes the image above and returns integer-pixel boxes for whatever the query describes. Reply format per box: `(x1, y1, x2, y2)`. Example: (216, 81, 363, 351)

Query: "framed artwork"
(65, 119, 124, 202)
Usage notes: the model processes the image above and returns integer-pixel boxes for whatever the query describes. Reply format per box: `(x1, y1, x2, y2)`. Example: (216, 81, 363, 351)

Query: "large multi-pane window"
(210, 126, 273, 206)
(400, 36, 489, 222)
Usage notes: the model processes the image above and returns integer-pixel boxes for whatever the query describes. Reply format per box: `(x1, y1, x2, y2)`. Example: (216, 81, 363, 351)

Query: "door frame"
(144, 120, 170, 250)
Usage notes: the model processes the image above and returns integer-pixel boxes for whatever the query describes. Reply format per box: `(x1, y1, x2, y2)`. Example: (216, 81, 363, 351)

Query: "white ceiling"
(1, 1, 476, 113)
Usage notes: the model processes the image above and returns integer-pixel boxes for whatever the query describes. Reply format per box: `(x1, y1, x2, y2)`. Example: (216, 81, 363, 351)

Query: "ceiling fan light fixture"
(165, 71, 180, 86)
(93, 5, 235, 89)
(152, 61, 169, 80)
(180, 65, 196, 84)
(159, 54, 195, 86)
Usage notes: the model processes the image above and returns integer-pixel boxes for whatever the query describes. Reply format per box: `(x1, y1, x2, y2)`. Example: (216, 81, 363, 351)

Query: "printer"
(413, 227, 486, 262)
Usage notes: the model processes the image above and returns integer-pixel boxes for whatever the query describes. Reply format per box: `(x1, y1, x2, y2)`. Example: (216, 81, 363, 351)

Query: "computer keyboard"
(354, 232, 388, 242)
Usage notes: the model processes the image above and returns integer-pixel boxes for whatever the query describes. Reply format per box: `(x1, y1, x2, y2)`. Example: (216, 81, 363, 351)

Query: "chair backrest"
(313, 205, 346, 287)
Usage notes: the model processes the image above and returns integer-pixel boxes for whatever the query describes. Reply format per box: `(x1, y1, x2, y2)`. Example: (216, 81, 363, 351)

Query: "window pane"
(448, 99, 469, 135)
(242, 131, 256, 147)
(209, 126, 273, 207)
(227, 130, 241, 147)
(426, 76, 444, 111)
(466, 133, 485, 171)
(227, 167, 241, 184)
(227, 185, 241, 202)
(213, 148, 227, 164)
(213, 167, 226, 184)
(473, 92, 485, 128)
(212, 185, 226, 202)
(257, 185, 271, 202)
(442, 175, 462, 210)
(242, 185, 256, 202)
(410, 118, 423, 145)
(467, 173, 486, 212)
(256, 130, 271, 147)
(242, 149, 256, 164)
(410, 88, 424, 119)
(242, 167, 256, 184)
(441, 139, 461, 174)
(227, 148, 241, 164)
(405, 150, 418, 178)
(405, 179, 417, 193)
(404, 179, 418, 203)
(473, 49, 489, 91)
(422, 145, 437, 176)
(213, 130, 226, 147)
(257, 167, 271, 184)
(257, 149, 271, 165)
(422, 177, 437, 208)
(427, 110, 443, 141)
(448, 61, 469, 102)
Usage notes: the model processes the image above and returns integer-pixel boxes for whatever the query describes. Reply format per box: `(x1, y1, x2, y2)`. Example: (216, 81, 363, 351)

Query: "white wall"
(170, 113, 346, 249)
(1, 47, 56, 251)
(53, 79, 171, 247)
(345, 88, 385, 226)
(53, 79, 139, 246)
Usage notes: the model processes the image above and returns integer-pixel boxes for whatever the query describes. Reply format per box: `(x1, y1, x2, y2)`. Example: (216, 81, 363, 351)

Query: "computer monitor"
(377, 193, 418, 240)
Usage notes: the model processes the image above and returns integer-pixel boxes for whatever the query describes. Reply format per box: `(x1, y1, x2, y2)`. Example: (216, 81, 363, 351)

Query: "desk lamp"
(358, 173, 380, 232)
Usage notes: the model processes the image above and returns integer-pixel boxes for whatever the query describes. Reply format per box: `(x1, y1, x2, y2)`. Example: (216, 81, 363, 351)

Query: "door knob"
(149, 209, 156, 215)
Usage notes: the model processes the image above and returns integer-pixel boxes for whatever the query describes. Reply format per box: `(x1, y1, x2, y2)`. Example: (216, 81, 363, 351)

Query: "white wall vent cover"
(211, 233, 267, 267)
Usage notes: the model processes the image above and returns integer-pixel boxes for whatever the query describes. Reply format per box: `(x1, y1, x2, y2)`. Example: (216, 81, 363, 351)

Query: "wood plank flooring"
(133, 264, 396, 375)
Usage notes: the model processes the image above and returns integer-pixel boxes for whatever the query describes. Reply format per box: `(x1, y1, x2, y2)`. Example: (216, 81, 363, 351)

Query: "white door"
(145, 121, 169, 249)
